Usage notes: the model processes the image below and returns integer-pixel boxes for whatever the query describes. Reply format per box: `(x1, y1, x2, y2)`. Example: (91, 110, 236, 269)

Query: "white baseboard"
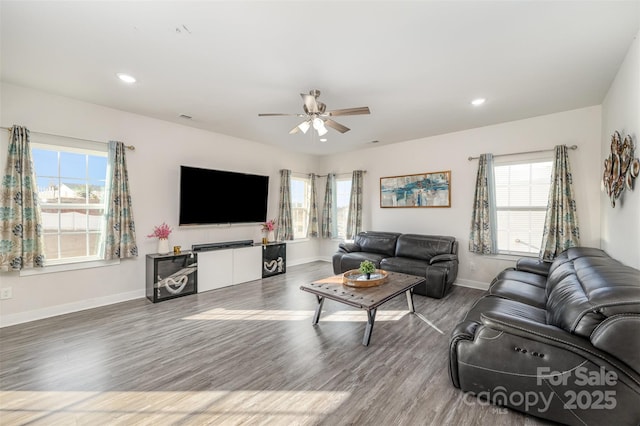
(0, 290, 144, 328)
(288, 257, 330, 267)
(454, 278, 489, 291)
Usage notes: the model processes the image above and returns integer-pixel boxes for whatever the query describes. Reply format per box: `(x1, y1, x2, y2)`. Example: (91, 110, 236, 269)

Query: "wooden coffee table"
(300, 271, 425, 346)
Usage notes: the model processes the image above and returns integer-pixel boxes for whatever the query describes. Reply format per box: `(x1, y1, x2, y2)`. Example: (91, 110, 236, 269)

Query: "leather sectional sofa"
(449, 247, 640, 425)
(332, 231, 458, 298)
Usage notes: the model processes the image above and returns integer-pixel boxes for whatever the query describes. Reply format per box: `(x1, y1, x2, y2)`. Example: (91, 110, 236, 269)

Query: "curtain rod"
(2, 126, 135, 151)
(292, 171, 367, 177)
(468, 145, 577, 161)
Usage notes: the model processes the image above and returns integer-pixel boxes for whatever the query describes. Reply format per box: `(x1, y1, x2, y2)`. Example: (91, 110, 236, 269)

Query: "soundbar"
(191, 240, 254, 252)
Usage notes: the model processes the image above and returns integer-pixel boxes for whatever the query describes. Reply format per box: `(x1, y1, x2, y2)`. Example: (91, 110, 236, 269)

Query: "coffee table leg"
(363, 308, 377, 346)
(406, 289, 415, 313)
(312, 295, 325, 325)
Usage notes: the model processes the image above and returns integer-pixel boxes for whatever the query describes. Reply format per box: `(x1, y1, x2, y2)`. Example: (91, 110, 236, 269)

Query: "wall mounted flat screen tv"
(179, 166, 269, 226)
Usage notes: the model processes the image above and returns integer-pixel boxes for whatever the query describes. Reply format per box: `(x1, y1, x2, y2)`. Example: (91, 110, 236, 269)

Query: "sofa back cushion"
(354, 231, 401, 257)
(545, 247, 640, 338)
(394, 234, 457, 261)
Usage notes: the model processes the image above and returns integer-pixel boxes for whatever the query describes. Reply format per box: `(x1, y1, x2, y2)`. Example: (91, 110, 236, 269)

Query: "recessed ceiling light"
(471, 98, 486, 106)
(117, 73, 136, 84)
(320, 138, 327, 142)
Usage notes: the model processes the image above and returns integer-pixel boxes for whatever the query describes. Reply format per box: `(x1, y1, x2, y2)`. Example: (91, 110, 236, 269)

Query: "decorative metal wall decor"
(603, 131, 639, 207)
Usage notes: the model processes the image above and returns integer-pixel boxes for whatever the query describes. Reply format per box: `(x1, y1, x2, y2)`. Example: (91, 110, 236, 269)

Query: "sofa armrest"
(429, 254, 458, 265)
(480, 311, 584, 347)
(515, 257, 551, 277)
(480, 311, 640, 383)
(338, 242, 360, 253)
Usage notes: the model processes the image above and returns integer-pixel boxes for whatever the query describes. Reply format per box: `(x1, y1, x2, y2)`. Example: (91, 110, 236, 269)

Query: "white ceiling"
(1, 1, 639, 156)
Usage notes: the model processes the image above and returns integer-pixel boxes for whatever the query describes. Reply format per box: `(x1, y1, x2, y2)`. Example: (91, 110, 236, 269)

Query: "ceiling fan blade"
(301, 93, 319, 114)
(327, 107, 370, 116)
(324, 119, 350, 133)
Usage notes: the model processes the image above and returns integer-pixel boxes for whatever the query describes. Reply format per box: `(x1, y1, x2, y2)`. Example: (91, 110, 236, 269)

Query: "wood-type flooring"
(0, 261, 552, 425)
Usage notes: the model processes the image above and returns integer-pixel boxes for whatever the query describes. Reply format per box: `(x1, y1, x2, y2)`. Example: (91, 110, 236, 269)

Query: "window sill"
(286, 238, 310, 244)
(20, 258, 121, 276)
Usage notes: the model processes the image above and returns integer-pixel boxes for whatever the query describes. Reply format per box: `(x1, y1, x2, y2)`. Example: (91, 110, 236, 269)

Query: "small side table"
(262, 242, 286, 278)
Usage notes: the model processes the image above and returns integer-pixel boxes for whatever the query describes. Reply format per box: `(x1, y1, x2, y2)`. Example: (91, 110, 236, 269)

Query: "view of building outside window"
(494, 160, 552, 255)
(335, 177, 352, 240)
(290, 176, 310, 239)
(32, 146, 108, 262)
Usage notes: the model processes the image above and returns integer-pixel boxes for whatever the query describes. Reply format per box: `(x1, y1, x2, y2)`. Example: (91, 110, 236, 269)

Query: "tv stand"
(195, 240, 262, 292)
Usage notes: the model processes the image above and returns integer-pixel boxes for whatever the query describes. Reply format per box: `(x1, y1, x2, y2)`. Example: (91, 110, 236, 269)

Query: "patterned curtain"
(321, 173, 336, 238)
(276, 169, 293, 240)
(539, 145, 580, 261)
(307, 173, 319, 238)
(346, 170, 364, 239)
(469, 153, 497, 254)
(103, 141, 138, 259)
(0, 126, 46, 271)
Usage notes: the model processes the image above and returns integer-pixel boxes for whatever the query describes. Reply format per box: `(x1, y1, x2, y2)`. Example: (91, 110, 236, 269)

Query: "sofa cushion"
(353, 231, 400, 257)
(394, 234, 456, 261)
(492, 269, 547, 289)
(545, 248, 640, 337)
(489, 279, 546, 309)
(380, 256, 427, 277)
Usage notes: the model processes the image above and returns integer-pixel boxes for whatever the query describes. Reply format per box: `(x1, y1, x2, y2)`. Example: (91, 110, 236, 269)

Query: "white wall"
(601, 31, 640, 268)
(0, 83, 321, 326)
(319, 106, 603, 287)
(0, 82, 608, 326)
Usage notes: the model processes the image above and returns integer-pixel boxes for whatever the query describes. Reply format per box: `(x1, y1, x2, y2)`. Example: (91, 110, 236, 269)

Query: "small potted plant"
(147, 222, 172, 254)
(261, 219, 277, 243)
(359, 260, 376, 280)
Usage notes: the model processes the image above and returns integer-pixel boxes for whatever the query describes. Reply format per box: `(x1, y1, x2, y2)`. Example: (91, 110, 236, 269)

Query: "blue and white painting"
(380, 171, 451, 208)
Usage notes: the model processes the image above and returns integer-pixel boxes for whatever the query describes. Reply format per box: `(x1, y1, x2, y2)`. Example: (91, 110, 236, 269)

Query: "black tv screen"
(179, 166, 269, 226)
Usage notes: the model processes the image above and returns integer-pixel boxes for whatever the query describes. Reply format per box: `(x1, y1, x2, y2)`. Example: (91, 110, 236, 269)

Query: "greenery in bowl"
(359, 260, 376, 277)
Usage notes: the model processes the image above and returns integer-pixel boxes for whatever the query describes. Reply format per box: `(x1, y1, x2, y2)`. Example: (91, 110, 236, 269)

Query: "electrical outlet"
(0, 287, 12, 300)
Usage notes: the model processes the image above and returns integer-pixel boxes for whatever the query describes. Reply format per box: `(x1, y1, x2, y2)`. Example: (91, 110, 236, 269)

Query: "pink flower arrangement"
(147, 222, 172, 239)
(261, 219, 277, 232)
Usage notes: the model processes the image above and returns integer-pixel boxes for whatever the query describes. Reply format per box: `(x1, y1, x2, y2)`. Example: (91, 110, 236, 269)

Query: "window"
(290, 175, 311, 239)
(289, 173, 353, 241)
(335, 176, 352, 240)
(31, 139, 108, 264)
(494, 159, 552, 255)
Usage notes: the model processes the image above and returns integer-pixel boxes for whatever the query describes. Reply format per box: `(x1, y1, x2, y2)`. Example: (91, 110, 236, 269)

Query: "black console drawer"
(146, 252, 198, 303)
(262, 242, 286, 278)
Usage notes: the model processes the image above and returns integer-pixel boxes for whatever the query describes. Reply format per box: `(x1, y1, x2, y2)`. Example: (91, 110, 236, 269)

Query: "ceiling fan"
(258, 89, 370, 136)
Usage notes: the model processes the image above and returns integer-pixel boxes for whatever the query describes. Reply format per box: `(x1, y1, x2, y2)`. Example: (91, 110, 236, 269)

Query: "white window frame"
(493, 156, 553, 256)
(27, 133, 114, 270)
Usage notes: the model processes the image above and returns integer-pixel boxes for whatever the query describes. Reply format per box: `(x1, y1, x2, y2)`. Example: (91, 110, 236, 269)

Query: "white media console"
(194, 240, 263, 292)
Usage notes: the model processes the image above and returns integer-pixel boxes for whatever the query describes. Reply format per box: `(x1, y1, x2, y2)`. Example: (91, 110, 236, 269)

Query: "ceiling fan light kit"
(296, 120, 311, 134)
(260, 89, 370, 138)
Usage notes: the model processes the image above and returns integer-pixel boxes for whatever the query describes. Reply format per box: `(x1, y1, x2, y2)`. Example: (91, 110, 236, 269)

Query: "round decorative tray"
(342, 269, 389, 288)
